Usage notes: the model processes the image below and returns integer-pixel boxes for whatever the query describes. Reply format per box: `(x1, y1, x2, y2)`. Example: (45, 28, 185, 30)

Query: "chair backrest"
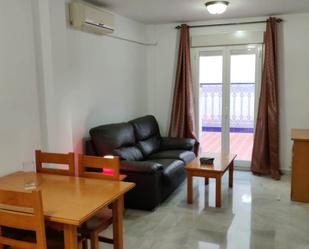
(78, 155, 121, 181)
(0, 189, 47, 249)
(35, 150, 75, 176)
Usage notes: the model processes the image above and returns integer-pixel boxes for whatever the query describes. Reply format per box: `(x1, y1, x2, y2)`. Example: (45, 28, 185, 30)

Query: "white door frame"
(191, 44, 263, 168)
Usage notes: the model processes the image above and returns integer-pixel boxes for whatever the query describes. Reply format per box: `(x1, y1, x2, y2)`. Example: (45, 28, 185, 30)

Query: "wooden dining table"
(0, 171, 135, 249)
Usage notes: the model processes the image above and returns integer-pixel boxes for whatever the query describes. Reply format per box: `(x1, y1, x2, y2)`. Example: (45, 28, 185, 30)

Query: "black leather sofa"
(85, 115, 196, 210)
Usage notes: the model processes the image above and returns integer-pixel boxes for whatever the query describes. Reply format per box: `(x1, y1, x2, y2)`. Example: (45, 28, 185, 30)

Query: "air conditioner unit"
(69, 2, 115, 35)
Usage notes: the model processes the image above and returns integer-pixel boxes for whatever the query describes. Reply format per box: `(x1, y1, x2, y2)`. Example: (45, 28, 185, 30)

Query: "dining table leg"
(113, 195, 124, 249)
(64, 224, 78, 249)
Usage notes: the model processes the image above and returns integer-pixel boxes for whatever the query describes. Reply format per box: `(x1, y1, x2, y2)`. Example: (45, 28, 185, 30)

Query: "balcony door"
(196, 45, 262, 167)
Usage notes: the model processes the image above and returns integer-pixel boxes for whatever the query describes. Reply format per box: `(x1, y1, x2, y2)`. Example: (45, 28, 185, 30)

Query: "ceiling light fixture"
(205, 1, 229, 15)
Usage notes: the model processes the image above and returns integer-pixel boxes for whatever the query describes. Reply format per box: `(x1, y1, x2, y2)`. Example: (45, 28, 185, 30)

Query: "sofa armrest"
(121, 162, 162, 210)
(120, 161, 163, 174)
(160, 137, 196, 151)
(84, 139, 97, 156)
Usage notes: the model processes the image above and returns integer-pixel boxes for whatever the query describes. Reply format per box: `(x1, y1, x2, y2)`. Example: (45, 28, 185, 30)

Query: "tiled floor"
(101, 172, 309, 249)
(200, 132, 254, 161)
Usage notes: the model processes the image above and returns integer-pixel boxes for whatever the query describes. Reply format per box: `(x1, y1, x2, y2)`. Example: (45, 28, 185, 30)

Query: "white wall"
(0, 0, 41, 176)
(147, 24, 179, 135)
(0, 0, 151, 175)
(39, 0, 150, 156)
(278, 13, 309, 172)
(148, 13, 309, 171)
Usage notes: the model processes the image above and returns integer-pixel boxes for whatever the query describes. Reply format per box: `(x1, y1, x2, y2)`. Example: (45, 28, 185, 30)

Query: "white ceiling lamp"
(205, 1, 229, 15)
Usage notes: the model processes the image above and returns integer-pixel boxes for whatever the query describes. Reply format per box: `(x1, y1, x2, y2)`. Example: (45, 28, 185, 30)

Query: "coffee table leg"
(204, 177, 209, 185)
(229, 161, 234, 188)
(215, 175, 222, 208)
(187, 172, 193, 204)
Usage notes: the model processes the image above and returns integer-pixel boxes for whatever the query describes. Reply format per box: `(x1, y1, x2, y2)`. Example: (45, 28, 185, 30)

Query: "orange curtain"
(169, 24, 199, 154)
(251, 17, 281, 179)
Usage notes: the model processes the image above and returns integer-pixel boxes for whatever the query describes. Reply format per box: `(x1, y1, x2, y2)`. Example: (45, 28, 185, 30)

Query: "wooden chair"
(35, 150, 75, 176)
(78, 155, 125, 181)
(78, 155, 123, 249)
(0, 189, 48, 249)
(0, 189, 85, 249)
(35, 150, 76, 233)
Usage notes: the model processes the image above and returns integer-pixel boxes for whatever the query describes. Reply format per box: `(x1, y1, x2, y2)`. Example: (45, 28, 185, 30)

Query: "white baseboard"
(235, 165, 250, 171)
(234, 166, 291, 175)
(281, 168, 291, 175)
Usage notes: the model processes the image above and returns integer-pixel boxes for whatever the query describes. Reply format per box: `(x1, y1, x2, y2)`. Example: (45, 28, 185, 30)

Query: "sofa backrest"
(88, 115, 163, 161)
(89, 122, 135, 154)
(129, 115, 161, 157)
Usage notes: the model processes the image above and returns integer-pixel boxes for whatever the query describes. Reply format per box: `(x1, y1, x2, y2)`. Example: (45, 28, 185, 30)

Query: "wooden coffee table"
(185, 153, 236, 208)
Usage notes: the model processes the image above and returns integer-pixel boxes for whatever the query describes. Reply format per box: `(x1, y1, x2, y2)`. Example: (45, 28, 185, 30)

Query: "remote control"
(200, 157, 214, 165)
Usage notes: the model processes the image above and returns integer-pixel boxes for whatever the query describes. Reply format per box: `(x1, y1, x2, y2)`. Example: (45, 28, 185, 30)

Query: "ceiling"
(86, 0, 309, 24)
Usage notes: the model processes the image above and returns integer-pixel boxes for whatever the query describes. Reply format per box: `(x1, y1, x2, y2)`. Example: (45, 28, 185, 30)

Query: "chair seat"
(81, 208, 113, 234)
(46, 228, 85, 249)
(148, 150, 196, 164)
(45, 228, 65, 249)
(2, 227, 65, 249)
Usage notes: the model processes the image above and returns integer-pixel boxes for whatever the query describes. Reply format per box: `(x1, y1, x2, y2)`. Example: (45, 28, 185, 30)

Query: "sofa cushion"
(148, 150, 195, 164)
(129, 115, 161, 141)
(120, 161, 163, 174)
(146, 158, 184, 187)
(90, 123, 135, 156)
(138, 136, 161, 157)
(160, 137, 196, 151)
(114, 146, 144, 161)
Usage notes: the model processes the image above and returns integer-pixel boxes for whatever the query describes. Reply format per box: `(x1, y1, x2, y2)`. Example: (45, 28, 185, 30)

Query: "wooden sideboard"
(291, 129, 309, 203)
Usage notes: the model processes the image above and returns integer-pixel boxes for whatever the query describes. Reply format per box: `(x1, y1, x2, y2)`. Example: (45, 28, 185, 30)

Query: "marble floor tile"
(99, 171, 309, 249)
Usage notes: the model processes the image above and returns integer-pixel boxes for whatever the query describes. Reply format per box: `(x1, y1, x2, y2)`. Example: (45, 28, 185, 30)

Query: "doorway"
(197, 45, 262, 167)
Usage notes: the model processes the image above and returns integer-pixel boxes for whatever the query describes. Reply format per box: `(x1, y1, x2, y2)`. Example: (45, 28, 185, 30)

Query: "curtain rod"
(175, 18, 283, 29)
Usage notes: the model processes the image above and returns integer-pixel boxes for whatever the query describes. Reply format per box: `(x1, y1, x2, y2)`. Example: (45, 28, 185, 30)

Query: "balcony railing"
(199, 83, 255, 133)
